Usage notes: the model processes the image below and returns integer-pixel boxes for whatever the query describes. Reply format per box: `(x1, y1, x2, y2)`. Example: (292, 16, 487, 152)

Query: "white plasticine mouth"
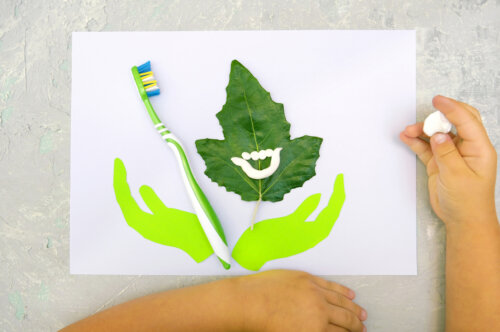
(423, 111, 453, 136)
(231, 148, 283, 180)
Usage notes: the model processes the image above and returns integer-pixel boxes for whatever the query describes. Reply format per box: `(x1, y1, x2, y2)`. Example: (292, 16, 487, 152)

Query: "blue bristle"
(147, 89, 160, 97)
(137, 61, 151, 74)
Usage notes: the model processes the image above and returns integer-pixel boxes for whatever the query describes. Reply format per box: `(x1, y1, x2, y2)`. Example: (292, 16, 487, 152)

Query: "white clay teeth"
(423, 111, 453, 136)
(232, 147, 283, 179)
(242, 149, 275, 161)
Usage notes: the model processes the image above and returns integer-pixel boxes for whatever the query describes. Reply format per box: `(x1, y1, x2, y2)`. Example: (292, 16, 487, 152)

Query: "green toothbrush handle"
(131, 65, 230, 269)
(160, 130, 231, 269)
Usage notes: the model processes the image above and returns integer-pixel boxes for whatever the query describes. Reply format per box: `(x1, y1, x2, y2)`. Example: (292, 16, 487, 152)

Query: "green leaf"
(196, 60, 323, 202)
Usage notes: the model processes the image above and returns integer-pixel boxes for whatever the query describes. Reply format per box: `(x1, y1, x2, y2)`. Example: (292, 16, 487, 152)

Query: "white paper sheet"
(70, 31, 416, 275)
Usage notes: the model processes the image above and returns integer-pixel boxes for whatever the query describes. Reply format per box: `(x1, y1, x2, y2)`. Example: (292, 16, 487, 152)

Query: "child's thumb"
(430, 133, 467, 174)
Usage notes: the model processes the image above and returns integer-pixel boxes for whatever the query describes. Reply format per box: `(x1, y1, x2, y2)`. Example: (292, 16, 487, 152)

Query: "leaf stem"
(250, 195, 262, 230)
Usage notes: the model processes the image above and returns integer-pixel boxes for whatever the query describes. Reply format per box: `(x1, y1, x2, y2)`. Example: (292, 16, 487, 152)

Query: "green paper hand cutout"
(232, 174, 345, 271)
(196, 60, 323, 202)
(113, 158, 214, 263)
(113, 158, 345, 270)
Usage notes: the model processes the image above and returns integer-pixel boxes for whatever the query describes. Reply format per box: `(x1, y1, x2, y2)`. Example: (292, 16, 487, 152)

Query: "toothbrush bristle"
(137, 61, 151, 74)
(137, 61, 160, 97)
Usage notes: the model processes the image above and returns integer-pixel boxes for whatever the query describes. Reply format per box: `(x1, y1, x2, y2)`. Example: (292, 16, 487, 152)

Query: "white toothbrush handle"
(160, 131, 231, 267)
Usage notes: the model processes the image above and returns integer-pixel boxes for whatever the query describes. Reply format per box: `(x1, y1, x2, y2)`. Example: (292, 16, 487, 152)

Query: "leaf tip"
(230, 59, 251, 77)
(231, 59, 243, 68)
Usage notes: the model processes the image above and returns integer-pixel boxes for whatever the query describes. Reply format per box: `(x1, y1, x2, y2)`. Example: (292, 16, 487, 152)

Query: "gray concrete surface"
(0, 0, 499, 331)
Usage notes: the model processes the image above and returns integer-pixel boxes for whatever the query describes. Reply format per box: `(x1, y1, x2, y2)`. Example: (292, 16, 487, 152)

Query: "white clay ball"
(423, 111, 452, 136)
(265, 149, 273, 157)
(250, 151, 259, 160)
(241, 152, 251, 160)
(258, 150, 267, 160)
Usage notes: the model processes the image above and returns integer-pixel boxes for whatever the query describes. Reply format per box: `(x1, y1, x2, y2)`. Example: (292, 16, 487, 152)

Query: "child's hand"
(61, 269, 366, 332)
(234, 270, 367, 332)
(400, 95, 497, 227)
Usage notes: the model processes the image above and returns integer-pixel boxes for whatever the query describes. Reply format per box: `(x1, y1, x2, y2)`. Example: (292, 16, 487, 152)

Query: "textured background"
(0, 0, 498, 331)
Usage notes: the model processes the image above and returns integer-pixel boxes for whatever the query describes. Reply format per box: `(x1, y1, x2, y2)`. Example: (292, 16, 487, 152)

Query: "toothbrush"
(131, 61, 231, 270)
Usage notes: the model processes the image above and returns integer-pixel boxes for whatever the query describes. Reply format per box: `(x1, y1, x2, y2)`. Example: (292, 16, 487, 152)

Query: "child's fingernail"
(348, 289, 355, 299)
(361, 309, 367, 320)
(363, 326, 367, 332)
(433, 133, 449, 144)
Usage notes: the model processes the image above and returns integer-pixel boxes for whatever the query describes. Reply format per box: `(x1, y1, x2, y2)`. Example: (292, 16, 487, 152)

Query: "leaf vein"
(262, 149, 315, 197)
(243, 89, 263, 197)
(243, 90, 260, 152)
(210, 154, 259, 194)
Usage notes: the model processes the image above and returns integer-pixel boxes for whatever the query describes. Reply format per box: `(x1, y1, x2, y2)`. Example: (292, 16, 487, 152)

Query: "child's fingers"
(327, 305, 365, 332)
(430, 133, 469, 176)
(399, 132, 433, 166)
(404, 122, 458, 141)
(322, 290, 367, 321)
(432, 95, 488, 143)
(311, 276, 355, 299)
(457, 100, 482, 122)
(438, 95, 482, 121)
(326, 326, 349, 332)
(403, 122, 426, 138)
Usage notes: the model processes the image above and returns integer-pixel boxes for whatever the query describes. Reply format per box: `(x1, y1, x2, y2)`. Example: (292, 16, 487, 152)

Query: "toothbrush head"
(131, 61, 160, 98)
